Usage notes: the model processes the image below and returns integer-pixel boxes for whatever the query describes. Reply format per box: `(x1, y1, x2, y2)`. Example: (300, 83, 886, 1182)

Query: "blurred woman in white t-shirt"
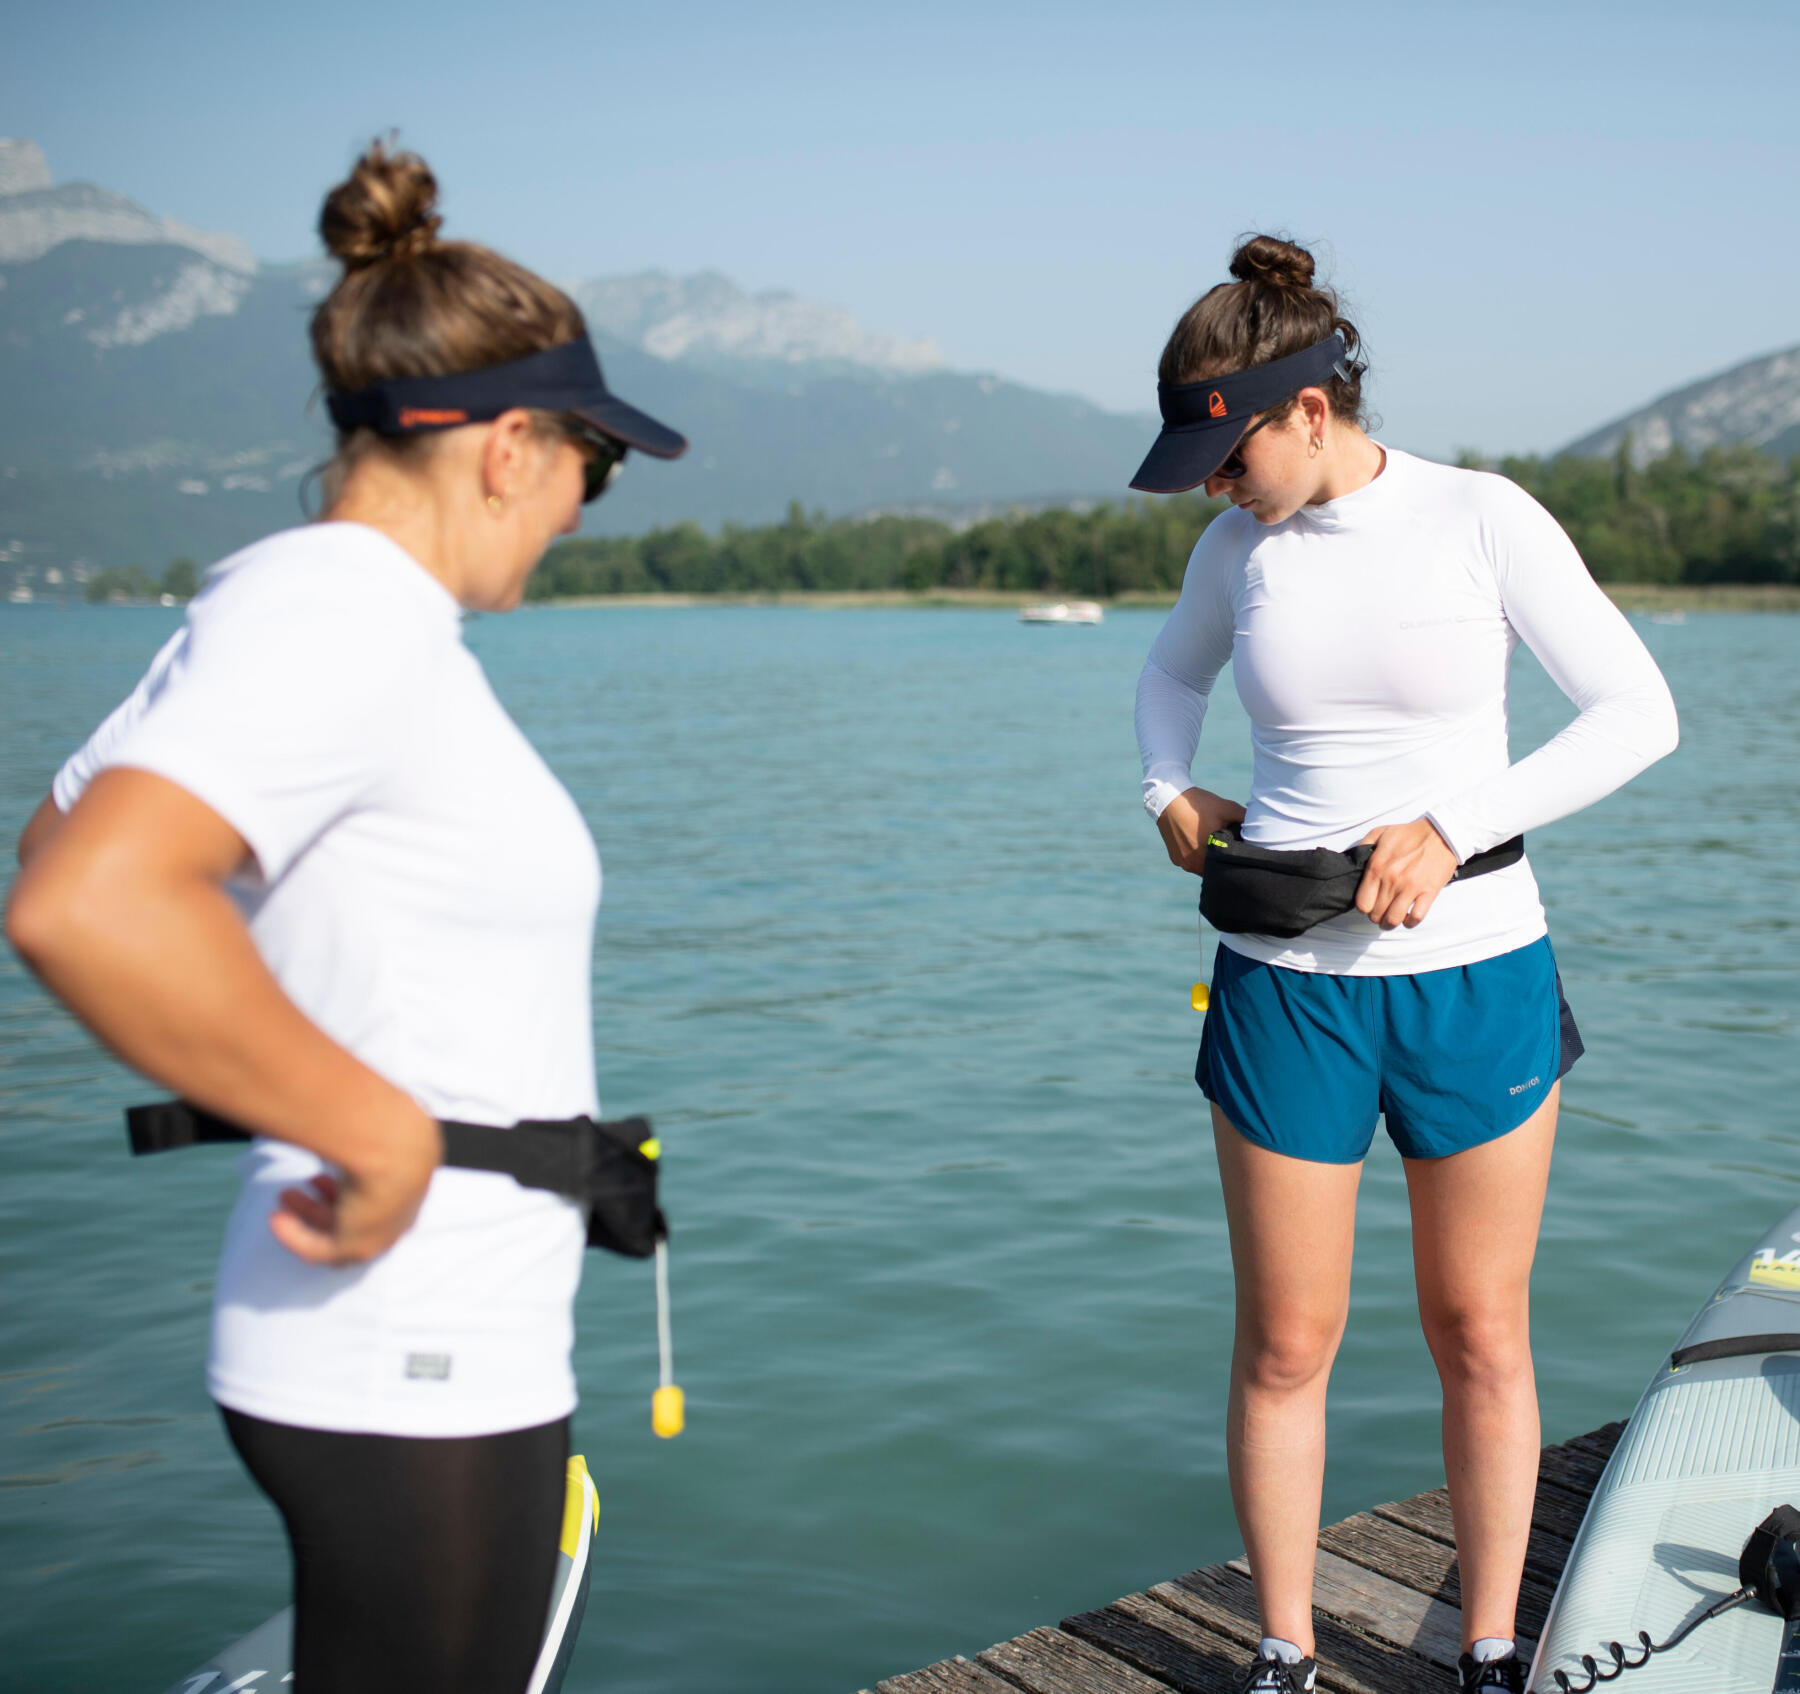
(7, 140, 685, 1693)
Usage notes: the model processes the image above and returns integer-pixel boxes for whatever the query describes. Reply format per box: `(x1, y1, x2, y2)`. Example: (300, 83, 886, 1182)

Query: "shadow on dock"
(860, 1422, 1624, 1694)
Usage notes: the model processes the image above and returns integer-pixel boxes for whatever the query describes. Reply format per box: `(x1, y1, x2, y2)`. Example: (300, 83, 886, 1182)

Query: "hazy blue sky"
(9, 0, 1797, 457)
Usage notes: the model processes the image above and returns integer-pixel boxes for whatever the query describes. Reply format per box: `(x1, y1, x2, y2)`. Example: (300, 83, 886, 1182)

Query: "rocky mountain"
(1560, 343, 1800, 466)
(575, 270, 944, 384)
(0, 141, 1151, 589)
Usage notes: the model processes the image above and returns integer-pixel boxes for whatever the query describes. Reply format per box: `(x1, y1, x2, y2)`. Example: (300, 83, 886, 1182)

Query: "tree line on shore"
(525, 444, 1800, 600)
(100, 443, 1800, 603)
(85, 558, 199, 603)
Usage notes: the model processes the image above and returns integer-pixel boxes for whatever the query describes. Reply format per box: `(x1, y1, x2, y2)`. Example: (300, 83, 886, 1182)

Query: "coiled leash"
(126, 1098, 685, 1437)
(1547, 1504, 1800, 1692)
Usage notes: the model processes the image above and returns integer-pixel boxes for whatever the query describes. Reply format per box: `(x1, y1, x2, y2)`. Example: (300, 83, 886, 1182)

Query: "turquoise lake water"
(1, 601, 1796, 1693)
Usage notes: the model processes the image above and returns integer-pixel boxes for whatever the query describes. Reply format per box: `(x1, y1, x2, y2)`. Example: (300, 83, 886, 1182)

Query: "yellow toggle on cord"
(651, 1236, 684, 1437)
(1191, 982, 1210, 1012)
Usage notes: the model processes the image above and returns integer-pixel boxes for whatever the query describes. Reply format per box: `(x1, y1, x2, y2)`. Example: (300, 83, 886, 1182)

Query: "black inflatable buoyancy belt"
(125, 1100, 665, 1258)
(1197, 823, 1527, 940)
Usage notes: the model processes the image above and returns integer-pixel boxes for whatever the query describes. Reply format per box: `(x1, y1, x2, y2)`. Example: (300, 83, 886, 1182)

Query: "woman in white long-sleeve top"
(1130, 235, 1678, 1694)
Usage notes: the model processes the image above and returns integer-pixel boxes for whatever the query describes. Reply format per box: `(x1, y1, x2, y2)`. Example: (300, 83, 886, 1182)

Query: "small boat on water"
(1529, 1208, 1800, 1690)
(1018, 600, 1103, 626)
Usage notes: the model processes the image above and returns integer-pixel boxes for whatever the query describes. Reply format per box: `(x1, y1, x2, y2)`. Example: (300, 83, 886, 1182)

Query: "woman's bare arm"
(5, 767, 439, 1265)
(17, 794, 62, 867)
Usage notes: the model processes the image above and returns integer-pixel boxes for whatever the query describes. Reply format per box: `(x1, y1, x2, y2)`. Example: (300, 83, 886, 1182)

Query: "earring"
(487, 494, 503, 513)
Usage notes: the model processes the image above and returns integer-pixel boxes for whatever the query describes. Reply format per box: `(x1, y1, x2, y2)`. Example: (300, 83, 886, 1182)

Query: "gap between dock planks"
(859, 1422, 1625, 1694)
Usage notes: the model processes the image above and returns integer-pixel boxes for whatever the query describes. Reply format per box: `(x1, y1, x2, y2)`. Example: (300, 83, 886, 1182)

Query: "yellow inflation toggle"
(1191, 982, 1210, 1012)
(652, 1384, 685, 1438)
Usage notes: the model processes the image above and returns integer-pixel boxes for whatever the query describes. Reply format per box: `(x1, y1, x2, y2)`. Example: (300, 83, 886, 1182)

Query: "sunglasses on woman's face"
(559, 418, 629, 504)
(1214, 411, 1276, 481)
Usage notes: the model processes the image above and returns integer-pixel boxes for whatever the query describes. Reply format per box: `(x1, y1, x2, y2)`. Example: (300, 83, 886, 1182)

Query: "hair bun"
(1228, 234, 1316, 292)
(318, 139, 443, 272)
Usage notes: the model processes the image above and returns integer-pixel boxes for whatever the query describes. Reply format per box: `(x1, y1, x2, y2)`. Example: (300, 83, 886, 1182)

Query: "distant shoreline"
(531, 584, 1800, 613)
(28, 583, 1800, 613)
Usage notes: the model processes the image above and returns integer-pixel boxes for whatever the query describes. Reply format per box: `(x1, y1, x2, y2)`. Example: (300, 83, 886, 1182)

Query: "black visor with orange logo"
(325, 334, 688, 460)
(1128, 333, 1348, 493)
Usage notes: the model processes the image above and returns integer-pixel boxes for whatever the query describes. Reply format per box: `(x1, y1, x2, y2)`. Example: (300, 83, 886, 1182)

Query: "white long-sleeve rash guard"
(1135, 447, 1679, 976)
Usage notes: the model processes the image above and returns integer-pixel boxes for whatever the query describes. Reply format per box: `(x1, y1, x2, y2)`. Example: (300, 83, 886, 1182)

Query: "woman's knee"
(1235, 1316, 1344, 1397)
(1420, 1301, 1531, 1389)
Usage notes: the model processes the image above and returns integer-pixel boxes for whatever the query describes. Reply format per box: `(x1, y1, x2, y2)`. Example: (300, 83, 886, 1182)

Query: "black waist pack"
(1197, 824, 1526, 940)
(125, 1100, 666, 1258)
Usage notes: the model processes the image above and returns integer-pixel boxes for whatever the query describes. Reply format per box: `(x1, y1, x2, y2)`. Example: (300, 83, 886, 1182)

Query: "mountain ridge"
(1559, 343, 1800, 465)
(0, 147, 1156, 585)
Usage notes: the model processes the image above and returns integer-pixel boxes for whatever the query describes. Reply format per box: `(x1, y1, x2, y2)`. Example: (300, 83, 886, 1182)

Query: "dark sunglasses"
(1214, 411, 1276, 481)
(558, 418, 629, 504)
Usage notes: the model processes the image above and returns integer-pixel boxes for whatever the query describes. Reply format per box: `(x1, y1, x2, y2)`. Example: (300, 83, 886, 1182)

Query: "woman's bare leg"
(1213, 1106, 1363, 1656)
(1404, 1084, 1559, 1649)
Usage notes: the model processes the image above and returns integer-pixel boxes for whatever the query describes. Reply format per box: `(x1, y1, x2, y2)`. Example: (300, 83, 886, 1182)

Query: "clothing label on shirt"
(405, 1352, 452, 1381)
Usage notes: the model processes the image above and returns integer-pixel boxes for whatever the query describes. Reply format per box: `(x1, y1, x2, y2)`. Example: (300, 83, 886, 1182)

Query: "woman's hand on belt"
(271, 1107, 443, 1266)
(1355, 818, 1459, 929)
(6, 767, 443, 1265)
(1157, 787, 1248, 876)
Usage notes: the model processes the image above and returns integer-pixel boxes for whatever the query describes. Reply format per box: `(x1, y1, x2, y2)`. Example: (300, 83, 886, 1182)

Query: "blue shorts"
(1197, 936, 1582, 1163)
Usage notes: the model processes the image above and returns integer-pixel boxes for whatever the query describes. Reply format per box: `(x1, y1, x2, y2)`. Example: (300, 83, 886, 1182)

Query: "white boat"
(1018, 600, 1103, 625)
(1529, 1207, 1800, 1690)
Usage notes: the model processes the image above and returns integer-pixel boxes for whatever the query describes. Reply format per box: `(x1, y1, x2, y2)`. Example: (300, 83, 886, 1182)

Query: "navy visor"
(326, 334, 687, 459)
(1129, 333, 1347, 493)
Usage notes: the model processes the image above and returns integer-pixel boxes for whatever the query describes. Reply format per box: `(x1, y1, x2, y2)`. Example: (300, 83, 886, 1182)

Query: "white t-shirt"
(56, 523, 602, 1436)
(1134, 448, 1679, 976)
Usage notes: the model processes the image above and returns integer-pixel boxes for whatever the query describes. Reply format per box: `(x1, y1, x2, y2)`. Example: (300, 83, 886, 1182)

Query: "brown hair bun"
(1228, 233, 1316, 292)
(309, 138, 582, 410)
(318, 139, 443, 272)
(1157, 231, 1368, 427)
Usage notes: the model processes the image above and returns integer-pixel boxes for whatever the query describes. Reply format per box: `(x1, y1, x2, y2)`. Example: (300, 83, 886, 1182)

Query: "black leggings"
(222, 1405, 570, 1694)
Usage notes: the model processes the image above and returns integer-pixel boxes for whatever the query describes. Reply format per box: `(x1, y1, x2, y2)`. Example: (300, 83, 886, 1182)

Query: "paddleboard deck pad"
(154, 1452, 600, 1694)
(1530, 1208, 1800, 1691)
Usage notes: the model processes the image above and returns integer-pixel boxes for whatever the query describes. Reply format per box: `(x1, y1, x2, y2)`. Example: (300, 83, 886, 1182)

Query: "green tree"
(86, 565, 157, 603)
(162, 557, 199, 600)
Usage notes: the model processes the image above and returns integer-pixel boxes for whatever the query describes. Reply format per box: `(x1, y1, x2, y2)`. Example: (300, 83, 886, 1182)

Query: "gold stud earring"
(487, 494, 503, 513)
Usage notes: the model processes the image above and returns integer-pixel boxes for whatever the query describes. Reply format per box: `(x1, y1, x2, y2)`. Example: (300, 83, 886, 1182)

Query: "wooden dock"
(860, 1421, 1624, 1694)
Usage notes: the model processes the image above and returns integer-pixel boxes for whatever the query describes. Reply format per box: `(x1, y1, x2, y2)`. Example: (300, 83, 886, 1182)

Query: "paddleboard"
(1530, 1207, 1800, 1691)
(154, 1452, 600, 1694)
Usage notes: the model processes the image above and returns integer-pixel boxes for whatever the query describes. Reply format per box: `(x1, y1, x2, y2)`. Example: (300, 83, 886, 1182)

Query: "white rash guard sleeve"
(52, 628, 187, 814)
(96, 564, 425, 882)
(1422, 480, 1679, 861)
(1135, 524, 1238, 818)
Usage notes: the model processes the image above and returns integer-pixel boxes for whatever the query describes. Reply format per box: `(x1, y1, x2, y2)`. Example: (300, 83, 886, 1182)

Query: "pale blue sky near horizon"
(9, 0, 1798, 459)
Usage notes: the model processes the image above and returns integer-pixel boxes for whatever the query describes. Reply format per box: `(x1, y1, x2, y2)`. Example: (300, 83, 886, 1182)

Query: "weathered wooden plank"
(1154, 1564, 1442, 1694)
(856, 1423, 1625, 1694)
(976, 1626, 1173, 1694)
(1225, 1549, 1472, 1670)
(874, 1657, 1020, 1694)
(1062, 1596, 1246, 1693)
(1319, 1511, 1458, 1596)
(1317, 1508, 1560, 1637)
(1375, 1473, 1589, 1555)
(1536, 1439, 1612, 1499)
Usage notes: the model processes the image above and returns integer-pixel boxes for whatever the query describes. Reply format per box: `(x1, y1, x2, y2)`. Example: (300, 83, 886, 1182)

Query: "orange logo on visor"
(1208, 391, 1227, 419)
(398, 407, 469, 427)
